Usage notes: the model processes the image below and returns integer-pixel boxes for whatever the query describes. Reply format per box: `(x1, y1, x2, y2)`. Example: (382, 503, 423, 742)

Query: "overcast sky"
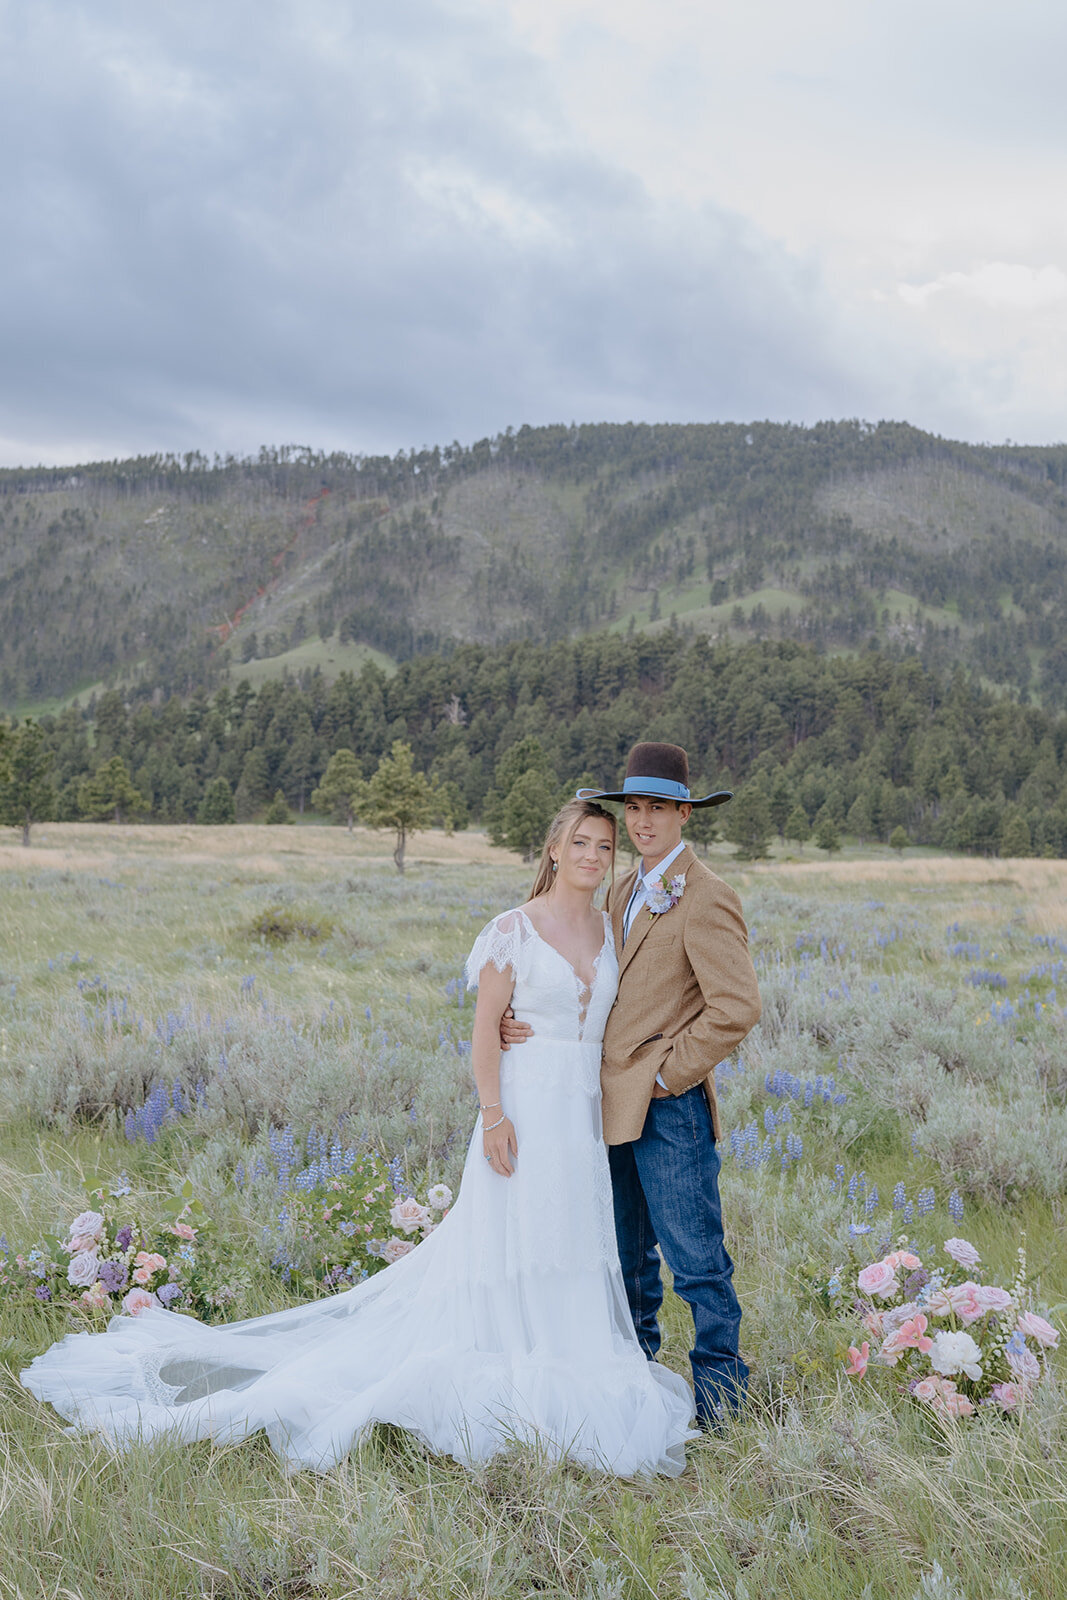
(1, 0, 1064, 467)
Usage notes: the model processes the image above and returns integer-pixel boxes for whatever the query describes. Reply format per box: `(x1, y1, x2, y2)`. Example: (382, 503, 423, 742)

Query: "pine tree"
(265, 789, 294, 824)
(0, 720, 56, 846)
(356, 741, 436, 872)
(197, 776, 236, 824)
(814, 812, 841, 854)
(78, 757, 147, 823)
(311, 749, 366, 831)
(724, 786, 772, 860)
(784, 804, 810, 850)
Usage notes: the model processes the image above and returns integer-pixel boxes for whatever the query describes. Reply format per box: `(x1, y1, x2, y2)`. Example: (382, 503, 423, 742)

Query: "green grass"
(0, 828, 1065, 1598)
(226, 635, 395, 689)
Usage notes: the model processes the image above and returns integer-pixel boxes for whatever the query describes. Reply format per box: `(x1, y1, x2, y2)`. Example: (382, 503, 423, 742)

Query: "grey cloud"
(0, 0, 1012, 463)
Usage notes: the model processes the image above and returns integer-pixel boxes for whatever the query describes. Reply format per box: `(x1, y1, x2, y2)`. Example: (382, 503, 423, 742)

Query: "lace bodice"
(465, 908, 618, 1044)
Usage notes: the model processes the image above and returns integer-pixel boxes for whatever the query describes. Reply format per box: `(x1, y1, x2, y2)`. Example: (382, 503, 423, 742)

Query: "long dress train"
(21, 909, 695, 1475)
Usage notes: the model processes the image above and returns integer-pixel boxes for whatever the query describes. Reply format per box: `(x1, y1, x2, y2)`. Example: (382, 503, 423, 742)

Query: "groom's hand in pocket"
(499, 1006, 533, 1050)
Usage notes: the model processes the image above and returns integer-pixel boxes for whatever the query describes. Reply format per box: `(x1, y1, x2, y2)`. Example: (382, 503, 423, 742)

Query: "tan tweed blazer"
(601, 844, 761, 1146)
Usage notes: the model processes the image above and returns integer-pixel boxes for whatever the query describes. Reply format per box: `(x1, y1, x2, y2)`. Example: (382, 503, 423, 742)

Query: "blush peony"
(929, 1330, 983, 1381)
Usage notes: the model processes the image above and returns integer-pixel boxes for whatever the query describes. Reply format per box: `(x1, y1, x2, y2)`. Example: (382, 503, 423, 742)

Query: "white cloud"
(899, 264, 1067, 312)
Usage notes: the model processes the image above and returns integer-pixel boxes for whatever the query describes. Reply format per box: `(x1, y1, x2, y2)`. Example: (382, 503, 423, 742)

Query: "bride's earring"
(551, 861, 558, 872)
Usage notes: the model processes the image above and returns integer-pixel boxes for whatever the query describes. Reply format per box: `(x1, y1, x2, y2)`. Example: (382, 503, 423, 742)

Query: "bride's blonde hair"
(530, 799, 617, 900)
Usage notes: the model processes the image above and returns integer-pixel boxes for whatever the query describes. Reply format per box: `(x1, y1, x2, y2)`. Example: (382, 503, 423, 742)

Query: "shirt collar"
(638, 840, 686, 888)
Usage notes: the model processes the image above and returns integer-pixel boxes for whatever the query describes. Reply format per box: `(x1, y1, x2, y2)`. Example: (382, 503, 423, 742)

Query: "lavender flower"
(115, 1225, 133, 1251)
(34, 1284, 51, 1301)
(155, 1282, 183, 1307)
(97, 1259, 128, 1294)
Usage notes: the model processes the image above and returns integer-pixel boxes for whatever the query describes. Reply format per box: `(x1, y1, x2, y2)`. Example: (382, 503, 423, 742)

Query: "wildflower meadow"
(0, 823, 1064, 1600)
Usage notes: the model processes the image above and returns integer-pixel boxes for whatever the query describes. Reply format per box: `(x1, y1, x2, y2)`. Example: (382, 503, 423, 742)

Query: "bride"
(21, 799, 695, 1476)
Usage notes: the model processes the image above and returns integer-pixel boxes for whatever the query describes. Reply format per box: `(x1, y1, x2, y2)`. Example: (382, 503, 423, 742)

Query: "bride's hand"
(483, 1116, 517, 1176)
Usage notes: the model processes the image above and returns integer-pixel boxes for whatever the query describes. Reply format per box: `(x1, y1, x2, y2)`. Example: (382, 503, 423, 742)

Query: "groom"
(504, 741, 761, 1425)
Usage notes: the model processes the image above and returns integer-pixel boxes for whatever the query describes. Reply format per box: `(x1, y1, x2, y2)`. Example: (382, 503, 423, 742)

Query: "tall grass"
(0, 827, 1064, 1598)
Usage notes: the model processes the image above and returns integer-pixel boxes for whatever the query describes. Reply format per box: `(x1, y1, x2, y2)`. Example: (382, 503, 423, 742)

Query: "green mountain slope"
(2, 421, 1066, 712)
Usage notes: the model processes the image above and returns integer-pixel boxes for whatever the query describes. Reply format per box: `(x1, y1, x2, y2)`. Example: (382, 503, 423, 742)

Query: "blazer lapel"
(610, 866, 638, 957)
(617, 843, 697, 978)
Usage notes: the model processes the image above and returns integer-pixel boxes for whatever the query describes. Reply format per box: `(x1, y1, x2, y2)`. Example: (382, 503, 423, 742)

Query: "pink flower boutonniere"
(647, 873, 686, 919)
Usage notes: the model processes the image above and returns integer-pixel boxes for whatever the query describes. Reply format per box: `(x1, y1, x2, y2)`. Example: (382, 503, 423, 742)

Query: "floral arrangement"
(841, 1235, 1059, 1418)
(647, 873, 685, 918)
(267, 1151, 452, 1293)
(0, 1177, 234, 1321)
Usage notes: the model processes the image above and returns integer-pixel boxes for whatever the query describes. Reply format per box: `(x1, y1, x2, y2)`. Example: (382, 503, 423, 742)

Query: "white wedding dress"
(21, 909, 694, 1475)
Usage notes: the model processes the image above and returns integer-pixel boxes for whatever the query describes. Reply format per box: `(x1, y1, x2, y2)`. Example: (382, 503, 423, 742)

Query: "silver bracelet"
(479, 1101, 501, 1111)
(482, 1114, 506, 1133)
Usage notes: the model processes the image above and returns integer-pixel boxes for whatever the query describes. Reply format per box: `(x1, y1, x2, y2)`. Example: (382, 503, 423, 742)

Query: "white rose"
(67, 1249, 100, 1288)
(389, 1197, 432, 1235)
(380, 1236, 416, 1264)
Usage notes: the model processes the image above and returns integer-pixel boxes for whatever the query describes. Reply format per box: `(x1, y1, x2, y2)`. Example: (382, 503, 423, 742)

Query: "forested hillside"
(10, 635, 1067, 858)
(3, 420, 1067, 711)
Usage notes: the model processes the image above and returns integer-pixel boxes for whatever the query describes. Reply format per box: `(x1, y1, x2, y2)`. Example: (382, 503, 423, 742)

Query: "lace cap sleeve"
(464, 910, 533, 991)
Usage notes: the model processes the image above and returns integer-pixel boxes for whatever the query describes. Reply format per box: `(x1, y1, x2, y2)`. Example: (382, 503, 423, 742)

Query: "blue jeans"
(608, 1086, 748, 1421)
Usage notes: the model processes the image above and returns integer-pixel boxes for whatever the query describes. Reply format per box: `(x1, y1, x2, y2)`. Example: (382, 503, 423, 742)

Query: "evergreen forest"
(5, 634, 1066, 859)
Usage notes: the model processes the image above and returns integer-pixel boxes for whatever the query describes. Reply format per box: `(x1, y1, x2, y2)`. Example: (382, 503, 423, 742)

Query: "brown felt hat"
(576, 741, 732, 808)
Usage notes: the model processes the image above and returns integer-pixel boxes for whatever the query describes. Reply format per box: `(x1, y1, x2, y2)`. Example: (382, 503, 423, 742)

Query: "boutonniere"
(646, 873, 686, 919)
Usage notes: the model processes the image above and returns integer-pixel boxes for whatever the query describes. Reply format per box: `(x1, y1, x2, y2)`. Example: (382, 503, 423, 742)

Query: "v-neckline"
(516, 907, 610, 995)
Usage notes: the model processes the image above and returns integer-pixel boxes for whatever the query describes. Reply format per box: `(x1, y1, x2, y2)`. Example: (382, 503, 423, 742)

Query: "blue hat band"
(622, 775, 690, 801)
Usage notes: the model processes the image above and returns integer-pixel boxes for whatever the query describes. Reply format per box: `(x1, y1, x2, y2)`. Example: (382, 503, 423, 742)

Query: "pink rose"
(913, 1375, 951, 1404)
(122, 1287, 158, 1316)
(972, 1285, 1013, 1316)
(941, 1390, 975, 1419)
(913, 1374, 973, 1417)
(380, 1237, 416, 1264)
(946, 1282, 987, 1325)
(1007, 1345, 1041, 1383)
(1017, 1311, 1059, 1349)
(68, 1233, 100, 1254)
(132, 1251, 167, 1272)
(69, 1211, 105, 1243)
(845, 1341, 869, 1377)
(990, 1382, 1028, 1412)
(857, 1259, 899, 1299)
(943, 1237, 981, 1268)
(885, 1250, 922, 1272)
(389, 1197, 432, 1236)
(171, 1222, 197, 1241)
(67, 1250, 100, 1288)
